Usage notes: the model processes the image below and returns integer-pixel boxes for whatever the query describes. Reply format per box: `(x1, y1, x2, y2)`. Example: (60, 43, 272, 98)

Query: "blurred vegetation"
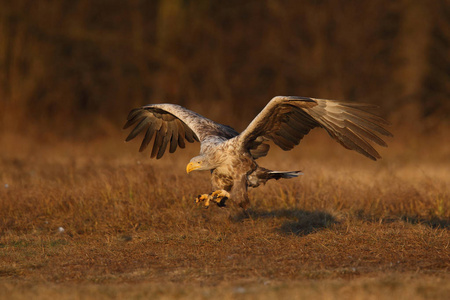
(0, 0, 449, 137)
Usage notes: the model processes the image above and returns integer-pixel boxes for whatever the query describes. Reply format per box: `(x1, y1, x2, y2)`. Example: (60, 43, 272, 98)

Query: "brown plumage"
(124, 96, 392, 208)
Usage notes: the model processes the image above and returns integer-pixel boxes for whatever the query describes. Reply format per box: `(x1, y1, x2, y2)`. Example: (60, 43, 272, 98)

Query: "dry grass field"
(0, 118, 448, 299)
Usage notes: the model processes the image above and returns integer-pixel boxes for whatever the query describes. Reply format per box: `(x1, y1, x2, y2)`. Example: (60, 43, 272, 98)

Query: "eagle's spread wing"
(124, 104, 238, 159)
(239, 96, 392, 161)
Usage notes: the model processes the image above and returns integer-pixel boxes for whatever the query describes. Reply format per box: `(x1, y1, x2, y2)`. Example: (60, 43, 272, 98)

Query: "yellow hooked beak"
(186, 161, 201, 174)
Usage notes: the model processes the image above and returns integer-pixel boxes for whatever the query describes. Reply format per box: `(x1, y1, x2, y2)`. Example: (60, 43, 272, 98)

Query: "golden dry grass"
(0, 123, 449, 299)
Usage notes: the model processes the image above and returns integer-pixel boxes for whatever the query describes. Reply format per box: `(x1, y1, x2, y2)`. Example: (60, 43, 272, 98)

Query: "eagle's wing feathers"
(124, 104, 238, 159)
(239, 96, 392, 161)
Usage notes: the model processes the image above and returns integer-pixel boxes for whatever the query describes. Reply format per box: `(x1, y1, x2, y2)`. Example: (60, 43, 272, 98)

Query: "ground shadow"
(233, 209, 338, 236)
(353, 210, 450, 230)
(400, 216, 450, 229)
(382, 215, 449, 229)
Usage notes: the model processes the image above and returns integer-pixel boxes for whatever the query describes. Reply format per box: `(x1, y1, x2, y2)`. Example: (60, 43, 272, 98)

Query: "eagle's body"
(124, 96, 392, 208)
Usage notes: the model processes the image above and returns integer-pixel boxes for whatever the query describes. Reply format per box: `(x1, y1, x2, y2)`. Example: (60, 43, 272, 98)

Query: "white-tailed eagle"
(124, 96, 391, 208)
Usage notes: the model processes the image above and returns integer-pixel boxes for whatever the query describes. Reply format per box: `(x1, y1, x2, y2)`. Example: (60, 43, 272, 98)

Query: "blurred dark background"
(0, 0, 449, 138)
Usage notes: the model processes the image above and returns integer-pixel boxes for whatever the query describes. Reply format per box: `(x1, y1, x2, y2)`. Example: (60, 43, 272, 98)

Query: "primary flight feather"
(124, 96, 392, 208)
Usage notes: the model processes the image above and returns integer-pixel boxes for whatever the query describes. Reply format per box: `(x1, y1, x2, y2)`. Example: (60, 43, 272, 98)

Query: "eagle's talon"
(196, 194, 209, 204)
(204, 198, 210, 208)
(210, 190, 230, 207)
(216, 197, 227, 207)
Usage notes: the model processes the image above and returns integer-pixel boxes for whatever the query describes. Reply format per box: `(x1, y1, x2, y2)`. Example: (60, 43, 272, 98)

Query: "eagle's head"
(186, 155, 214, 173)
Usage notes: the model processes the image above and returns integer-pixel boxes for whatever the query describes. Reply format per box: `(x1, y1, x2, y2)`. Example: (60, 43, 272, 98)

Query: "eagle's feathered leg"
(230, 175, 250, 209)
